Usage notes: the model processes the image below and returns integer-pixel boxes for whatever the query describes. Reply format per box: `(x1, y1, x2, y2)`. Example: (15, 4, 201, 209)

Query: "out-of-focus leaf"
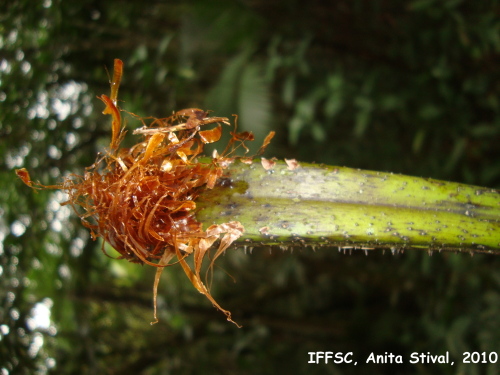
(238, 62, 272, 150)
(311, 122, 326, 142)
(418, 104, 441, 120)
(412, 128, 426, 154)
(324, 93, 343, 119)
(204, 47, 252, 115)
(353, 96, 373, 137)
(205, 49, 272, 153)
(282, 74, 296, 107)
(469, 124, 500, 138)
(444, 137, 467, 175)
(288, 116, 304, 145)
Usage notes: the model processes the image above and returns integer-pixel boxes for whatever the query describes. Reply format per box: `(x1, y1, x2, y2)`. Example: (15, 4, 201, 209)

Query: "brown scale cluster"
(17, 59, 274, 326)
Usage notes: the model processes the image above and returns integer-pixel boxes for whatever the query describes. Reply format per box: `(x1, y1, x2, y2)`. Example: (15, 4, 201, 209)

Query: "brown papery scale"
(16, 59, 275, 327)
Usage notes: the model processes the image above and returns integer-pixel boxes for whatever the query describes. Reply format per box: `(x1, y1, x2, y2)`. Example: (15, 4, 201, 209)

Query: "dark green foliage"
(1, 0, 499, 374)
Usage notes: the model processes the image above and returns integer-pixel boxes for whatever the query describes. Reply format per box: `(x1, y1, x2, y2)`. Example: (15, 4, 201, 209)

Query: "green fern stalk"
(196, 160, 500, 255)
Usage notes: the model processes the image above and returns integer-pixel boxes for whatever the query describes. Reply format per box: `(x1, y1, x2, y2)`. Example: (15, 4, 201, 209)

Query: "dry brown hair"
(17, 59, 274, 326)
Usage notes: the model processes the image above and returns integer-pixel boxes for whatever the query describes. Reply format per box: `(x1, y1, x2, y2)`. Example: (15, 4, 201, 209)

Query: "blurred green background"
(1, 0, 499, 374)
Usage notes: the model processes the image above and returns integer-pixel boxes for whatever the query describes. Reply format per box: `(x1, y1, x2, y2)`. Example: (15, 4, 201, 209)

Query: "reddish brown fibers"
(17, 59, 275, 326)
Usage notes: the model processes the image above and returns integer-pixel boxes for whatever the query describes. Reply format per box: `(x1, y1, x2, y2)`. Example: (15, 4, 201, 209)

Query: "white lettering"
(366, 352, 402, 364)
(325, 352, 333, 363)
(308, 352, 355, 364)
(317, 352, 324, 363)
(410, 352, 419, 364)
(344, 352, 353, 364)
(410, 352, 450, 364)
(308, 352, 316, 364)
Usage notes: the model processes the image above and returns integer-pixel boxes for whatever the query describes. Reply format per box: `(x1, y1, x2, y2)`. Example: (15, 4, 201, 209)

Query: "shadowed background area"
(1, 1, 499, 374)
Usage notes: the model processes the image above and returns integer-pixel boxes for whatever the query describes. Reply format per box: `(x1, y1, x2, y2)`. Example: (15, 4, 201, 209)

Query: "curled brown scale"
(17, 59, 275, 326)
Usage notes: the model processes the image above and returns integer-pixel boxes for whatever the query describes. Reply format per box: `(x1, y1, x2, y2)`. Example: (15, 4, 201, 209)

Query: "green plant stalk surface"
(196, 160, 500, 254)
